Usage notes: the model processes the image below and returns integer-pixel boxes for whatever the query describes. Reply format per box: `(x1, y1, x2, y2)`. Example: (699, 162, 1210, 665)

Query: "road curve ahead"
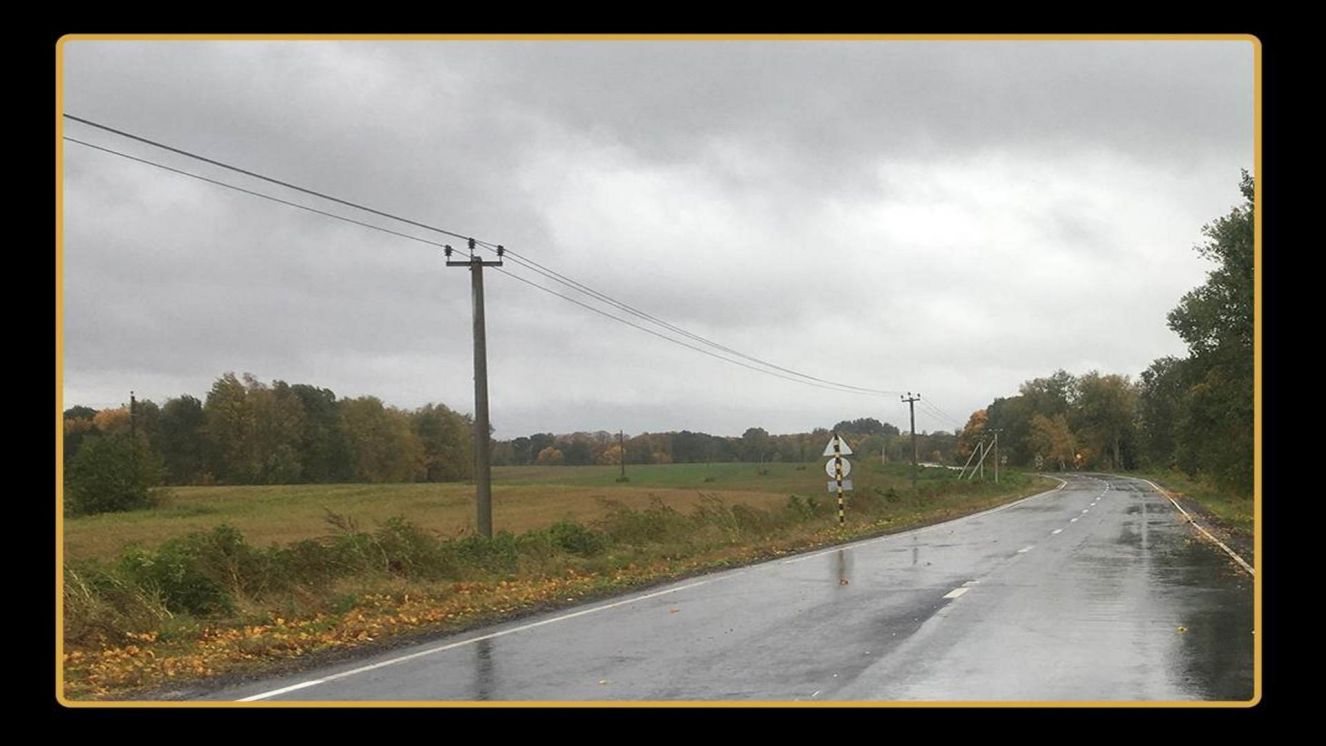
(202, 473, 1253, 703)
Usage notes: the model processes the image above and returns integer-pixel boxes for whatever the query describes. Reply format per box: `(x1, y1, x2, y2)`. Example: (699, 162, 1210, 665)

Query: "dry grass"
(64, 462, 881, 562)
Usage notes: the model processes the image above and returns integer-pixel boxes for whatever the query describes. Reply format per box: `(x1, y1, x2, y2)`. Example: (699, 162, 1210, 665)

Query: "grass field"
(65, 461, 947, 562)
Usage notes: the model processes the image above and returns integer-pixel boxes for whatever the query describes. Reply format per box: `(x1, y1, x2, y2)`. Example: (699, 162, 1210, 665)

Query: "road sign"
(822, 434, 853, 457)
(825, 458, 852, 478)
(828, 479, 853, 493)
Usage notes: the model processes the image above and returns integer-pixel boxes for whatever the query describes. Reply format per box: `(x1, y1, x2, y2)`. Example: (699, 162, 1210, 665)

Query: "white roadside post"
(823, 433, 854, 525)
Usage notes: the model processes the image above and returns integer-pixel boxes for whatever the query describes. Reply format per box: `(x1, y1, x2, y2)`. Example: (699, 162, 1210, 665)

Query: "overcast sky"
(60, 39, 1255, 439)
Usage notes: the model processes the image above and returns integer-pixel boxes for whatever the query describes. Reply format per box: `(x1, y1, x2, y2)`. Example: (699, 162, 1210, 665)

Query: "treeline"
(959, 172, 1254, 496)
(65, 377, 963, 495)
(63, 372, 475, 486)
(494, 417, 958, 467)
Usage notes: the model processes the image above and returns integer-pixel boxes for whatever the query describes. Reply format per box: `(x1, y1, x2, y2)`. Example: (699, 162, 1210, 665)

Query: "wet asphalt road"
(201, 473, 1254, 702)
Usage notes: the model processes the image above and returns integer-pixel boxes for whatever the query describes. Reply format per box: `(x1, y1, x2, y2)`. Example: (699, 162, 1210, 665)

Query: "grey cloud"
(61, 39, 1253, 439)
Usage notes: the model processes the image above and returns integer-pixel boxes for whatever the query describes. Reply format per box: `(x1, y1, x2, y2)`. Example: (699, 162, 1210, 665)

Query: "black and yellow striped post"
(834, 435, 844, 525)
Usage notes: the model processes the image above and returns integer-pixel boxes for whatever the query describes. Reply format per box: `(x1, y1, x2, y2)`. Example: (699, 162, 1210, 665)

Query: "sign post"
(823, 433, 854, 525)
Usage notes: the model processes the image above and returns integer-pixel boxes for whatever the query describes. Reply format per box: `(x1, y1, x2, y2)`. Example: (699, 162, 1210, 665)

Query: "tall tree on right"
(1163, 171, 1255, 494)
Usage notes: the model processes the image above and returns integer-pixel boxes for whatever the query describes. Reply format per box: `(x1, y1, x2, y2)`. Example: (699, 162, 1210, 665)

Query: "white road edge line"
(237, 680, 326, 701)
(237, 578, 713, 701)
(1137, 477, 1254, 576)
(943, 587, 970, 599)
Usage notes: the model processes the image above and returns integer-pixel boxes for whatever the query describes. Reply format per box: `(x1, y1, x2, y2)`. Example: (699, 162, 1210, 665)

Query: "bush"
(65, 434, 162, 516)
(545, 520, 609, 557)
(595, 498, 689, 545)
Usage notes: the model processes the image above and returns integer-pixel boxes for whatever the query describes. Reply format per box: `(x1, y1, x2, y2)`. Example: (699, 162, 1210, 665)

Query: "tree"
(1137, 357, 1187, 469)
(986, 396, 1035, 466)
(563, 437, 593, 466)
(411, 403, 473, 481)
(291, 384, 353, 483)
(535, 446, 564, 465)
(64, 405, 98, 420)
(740, 427, 771, 463)
(1030, 413, 1077, 471)
(832, 418, 898, 437)
(1071, 372, 1138, 470)
(340, 396, 422, 482)
(158, 395, 206, 484)
(93, 406, 131, 436)
(202, 373, 257, 482)
(1162, 171, 1255, 494)
(1168, 171, 1255, 359)
(509, 436, 533, 465)
(957, 409, 988, 459)
(202, 373, 306, 484)
(65, 434, 162, 515)
(63, 410, 99, 467)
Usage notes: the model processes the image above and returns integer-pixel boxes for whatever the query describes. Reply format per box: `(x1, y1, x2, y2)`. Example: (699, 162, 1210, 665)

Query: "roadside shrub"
(785, 494, 815, 520)
(116, 544, 232, 617)
(545, 520, 609, 557)
(63, 563, 171, 644)
(374, 516, 449, 579)
(65, 434, 162, 516)
(266, 539, 342, 588)
(595, 498, 690, 545)
(450, 531, 521, 576)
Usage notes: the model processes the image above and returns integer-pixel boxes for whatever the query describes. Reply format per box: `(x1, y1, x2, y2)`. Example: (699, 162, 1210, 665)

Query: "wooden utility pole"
(447, 239, 503, 538)
(990, 428, 1003, 484)
(619, 430, 627, 481)
(902, 392, 921, 489)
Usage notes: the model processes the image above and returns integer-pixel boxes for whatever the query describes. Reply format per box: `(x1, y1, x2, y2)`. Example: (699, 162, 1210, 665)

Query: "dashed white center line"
(1070, 517, 1079, 523)
(943, 587, 970, 599)
(1051, 528, 1063, 534)
(1017, 545, 1035, 553)
(1082, 509, 1090, 513)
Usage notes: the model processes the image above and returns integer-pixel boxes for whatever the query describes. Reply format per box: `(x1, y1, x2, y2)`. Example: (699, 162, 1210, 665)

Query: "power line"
(64, 138, 450, 255)
(64, 113, 480, 245)
(66, 117, 910, 398)
(483, 243, 901, 396)
(495, 268, 893, 398)
(65, 136, 480, 324)
(925, 399, 969, 431)
(66, 135, 895, 398)
(918, 398, 965, 431)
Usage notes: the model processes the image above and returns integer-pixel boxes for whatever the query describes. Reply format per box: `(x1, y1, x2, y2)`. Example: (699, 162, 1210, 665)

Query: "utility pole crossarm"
(445, 238, 505, 267)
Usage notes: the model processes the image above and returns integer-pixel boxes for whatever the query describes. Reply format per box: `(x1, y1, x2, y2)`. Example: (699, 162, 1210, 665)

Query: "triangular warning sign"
(822, 434, 853, 457)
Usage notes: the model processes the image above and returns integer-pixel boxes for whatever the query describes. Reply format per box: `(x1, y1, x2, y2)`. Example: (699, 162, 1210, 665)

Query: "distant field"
(64, 461, 953, 562)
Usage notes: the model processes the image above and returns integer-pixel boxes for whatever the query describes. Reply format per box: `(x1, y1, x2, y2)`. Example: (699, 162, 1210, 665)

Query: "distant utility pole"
(990, 428, 1003, 484)
(447, 238, 504, 539)
(618, 430, 627, 481)
(129, 391, 136, 439)
(901, 392, 921, 489)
